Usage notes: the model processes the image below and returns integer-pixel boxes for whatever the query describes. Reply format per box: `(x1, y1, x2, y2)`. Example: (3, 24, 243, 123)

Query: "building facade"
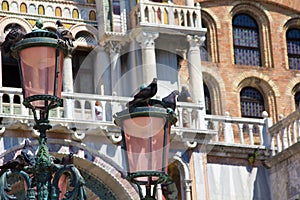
(0, 0, 300, 199)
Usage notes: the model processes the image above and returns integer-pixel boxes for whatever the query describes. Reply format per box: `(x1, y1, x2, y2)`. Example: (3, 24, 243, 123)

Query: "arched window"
(20, 3, 27, 13)
(287, 28, 300, 70)
(204, 83, 211, 114)
(75, 31, 97, 46)
(240, 87, 264, 118)
(73, 9, 79, 19)
(28, 4, 36, 14)
(89, 10, 96, 20)
(55, 7, 62, 17)
(233, 14, 261, 66)
(38, 5, 45, 15)
(2, 1, 9, 11)
(295, 92, 300, 110)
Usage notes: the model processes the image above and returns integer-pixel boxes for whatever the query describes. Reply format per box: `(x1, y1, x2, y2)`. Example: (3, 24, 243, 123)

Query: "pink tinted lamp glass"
(19, 46, 64, 108)
(123, 116, 170, 181)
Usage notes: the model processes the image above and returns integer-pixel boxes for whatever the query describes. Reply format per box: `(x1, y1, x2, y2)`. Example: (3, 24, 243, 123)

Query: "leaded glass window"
(287, 28, 300, 70)
(233, 14, 261, 66)
(295, 91, 300, 109)
(240, 87, 264, 118)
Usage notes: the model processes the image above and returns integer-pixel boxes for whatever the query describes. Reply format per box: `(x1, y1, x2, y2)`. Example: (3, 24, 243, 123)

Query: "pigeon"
(1, 23, 25, 54)
(162, 90, 180, 111)
(0, 154, 26, 171)
(56, 20, 75, 47)
(21, 139, 36, 166)
(127, 78, 158, 108)
(61, 152, 74, 165)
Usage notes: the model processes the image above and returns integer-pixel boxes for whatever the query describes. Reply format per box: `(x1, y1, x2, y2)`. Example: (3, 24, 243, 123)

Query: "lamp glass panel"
(123, 116, 169, 175)
(20, 46, 64, 107)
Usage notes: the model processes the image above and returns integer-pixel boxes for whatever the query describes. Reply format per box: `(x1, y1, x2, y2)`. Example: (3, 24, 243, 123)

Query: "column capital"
(187, 35, 206, 48)
(103, 41, 123, 54)
(136, 31, 159, 48)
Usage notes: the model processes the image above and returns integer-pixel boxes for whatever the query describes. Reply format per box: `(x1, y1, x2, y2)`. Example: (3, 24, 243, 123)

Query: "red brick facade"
(189, 0, 300, 122)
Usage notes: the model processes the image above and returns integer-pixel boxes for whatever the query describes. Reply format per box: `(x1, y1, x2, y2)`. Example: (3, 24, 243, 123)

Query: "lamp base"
(126, 171, 173, 200)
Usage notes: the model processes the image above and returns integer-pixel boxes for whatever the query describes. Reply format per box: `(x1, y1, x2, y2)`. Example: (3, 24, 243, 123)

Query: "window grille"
(233, 14, 261, 66)
(287, 28, 300, 70)
(240, 87, 264, 118)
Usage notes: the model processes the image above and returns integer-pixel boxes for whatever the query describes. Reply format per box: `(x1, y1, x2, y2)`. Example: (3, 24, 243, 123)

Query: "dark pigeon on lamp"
(127, 78, 158, 108)
(1, 23, 25, 54)
(61, 152, 74, 165)
(56, 20, 75, 47)
(162, 90, 180, 111)
(21, 139, 36, 166)
(0, 154, 26, 171)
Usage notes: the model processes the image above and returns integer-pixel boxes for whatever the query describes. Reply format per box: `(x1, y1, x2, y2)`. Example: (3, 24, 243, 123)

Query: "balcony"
(130, 1, 206, 35)
(0, 87, 278, 149)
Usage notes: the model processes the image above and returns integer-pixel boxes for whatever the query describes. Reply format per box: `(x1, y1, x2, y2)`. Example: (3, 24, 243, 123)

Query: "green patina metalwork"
(0, 20, 86, 200)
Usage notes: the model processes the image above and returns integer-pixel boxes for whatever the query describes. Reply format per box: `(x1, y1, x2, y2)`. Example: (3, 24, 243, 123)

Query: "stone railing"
(130, 1, 202, 31)
(0, 87, 275, 149)
(204, 112, 271, 147)
(268, 110, 300, 155)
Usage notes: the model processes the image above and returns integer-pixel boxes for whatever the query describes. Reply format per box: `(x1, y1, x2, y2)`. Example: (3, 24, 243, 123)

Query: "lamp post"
(0, 20, 86, 200)
(114, 100, 177, 200)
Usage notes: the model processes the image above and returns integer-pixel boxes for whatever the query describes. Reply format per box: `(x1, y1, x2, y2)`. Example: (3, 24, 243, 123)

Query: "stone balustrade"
(130, 1, 202, 31)
(268, 110, 300, 155)
(0, 87, 285, 153)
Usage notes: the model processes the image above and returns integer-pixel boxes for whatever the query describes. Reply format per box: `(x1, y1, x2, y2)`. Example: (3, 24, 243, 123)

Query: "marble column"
(136, 31, 159, 84)
(94, 45, 111, 95)
(63, 53, 74, 118)
(187, 35, 206, 129)
(108, 41, 122, 96)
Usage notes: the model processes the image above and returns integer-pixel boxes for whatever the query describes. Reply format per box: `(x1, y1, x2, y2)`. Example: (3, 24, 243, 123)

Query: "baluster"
(177, 107, 183, 127)
(196, 3, 202, 28)
(183, 10, 187, 27)
(187, 108, 193, 128)
(9, 94, 14, 115)
(188, 11, 194, 27)
(258, 124, 264, 146)
(91, 100, 96, 120)
(249, 124, 254, 145)
(276, 131, 282, 153)
(140, 0, 145, 22)
(287, 123, 292, 146)
(80, 100, 85, 120)
(224, 112, 234, 143)
(20, 95, 28, 116)
(238, 123, 244, 144)
(271, 135, 276, 156)
(0, 93, 3, 114)
(168, 1, 174, 25)
(293, 120, 297, 144)
(281, 127, 286, 150)
(101, 101, 107, 122)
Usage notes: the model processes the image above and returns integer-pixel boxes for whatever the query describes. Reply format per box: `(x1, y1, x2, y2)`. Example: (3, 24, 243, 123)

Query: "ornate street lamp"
(0, 20, 86, 199)
(114, 100, 178, 200)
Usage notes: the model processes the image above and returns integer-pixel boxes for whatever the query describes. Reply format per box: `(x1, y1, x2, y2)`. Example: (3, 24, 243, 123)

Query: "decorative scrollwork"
(0, 170, 33, 200)
(52, 164, 86, 200)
